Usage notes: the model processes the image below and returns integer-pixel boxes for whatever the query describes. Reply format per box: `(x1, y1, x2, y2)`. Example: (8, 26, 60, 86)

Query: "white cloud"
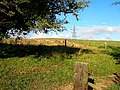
(77, 26, 120, 40)
(105, 34, 112, 39)
(84, 26, 119, 33)
(41, 31, 72, 39)
(27, 31, 47, 38)
(27, 26, 120, 41)
(101, 22, 107, 25)
(32, 33, 47, 38)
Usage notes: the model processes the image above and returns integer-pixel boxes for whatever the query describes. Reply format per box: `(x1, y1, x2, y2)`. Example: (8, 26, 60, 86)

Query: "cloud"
(27, 31, 47, 38)
(78, 26, 120, 34)
(77, 26, 120, 40)
(105, 34, 112, 39)
(101, 22, 107, 25)
(50, 33, 71, 39)
(32, 33, 47, 38)
(27, 30, 72, 39)
(27, 26, 120, 41)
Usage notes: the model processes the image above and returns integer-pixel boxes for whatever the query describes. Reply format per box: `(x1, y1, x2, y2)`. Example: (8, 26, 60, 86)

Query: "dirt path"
(51, 75, 117, 90)
(93, 77, 115, 90)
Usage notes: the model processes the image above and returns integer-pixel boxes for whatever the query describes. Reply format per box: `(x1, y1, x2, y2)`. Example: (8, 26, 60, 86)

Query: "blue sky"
(28, 0, 120, 41)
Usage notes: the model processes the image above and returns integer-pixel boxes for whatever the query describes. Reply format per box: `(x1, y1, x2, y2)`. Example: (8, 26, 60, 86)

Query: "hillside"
(0, 38, 120, 90)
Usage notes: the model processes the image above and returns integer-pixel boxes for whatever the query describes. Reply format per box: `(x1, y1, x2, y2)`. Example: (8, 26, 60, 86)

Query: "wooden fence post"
(73, 62, 88, 90)
(65, 39, 67, 47)
(104, 42, 107, 49)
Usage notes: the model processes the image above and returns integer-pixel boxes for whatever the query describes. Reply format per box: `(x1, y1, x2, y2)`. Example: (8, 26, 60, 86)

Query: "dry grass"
(1, 38, 102, 51)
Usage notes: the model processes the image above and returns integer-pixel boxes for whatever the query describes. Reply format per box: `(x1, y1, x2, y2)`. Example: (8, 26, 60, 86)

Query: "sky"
(27, 0, 120, 41)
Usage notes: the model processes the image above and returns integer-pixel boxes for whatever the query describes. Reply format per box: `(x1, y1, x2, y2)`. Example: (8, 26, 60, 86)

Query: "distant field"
(0, 38, 120, 90)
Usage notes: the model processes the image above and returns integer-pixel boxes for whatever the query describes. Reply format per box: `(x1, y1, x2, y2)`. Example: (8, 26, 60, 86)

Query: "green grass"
(79, 54, 119, 76)
(108, 83, 120, 90)
(0, 56, 73, 89)
(71, 39, 120, 49)
(0, 39, 120, 89)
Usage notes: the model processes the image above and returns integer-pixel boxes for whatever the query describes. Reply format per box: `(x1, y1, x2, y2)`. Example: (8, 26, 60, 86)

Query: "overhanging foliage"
(0, 0, 89, 37)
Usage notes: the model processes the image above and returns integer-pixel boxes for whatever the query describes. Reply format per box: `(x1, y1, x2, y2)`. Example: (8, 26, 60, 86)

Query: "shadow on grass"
(108, 46, 120, 64)
(0, 43, 92, 58)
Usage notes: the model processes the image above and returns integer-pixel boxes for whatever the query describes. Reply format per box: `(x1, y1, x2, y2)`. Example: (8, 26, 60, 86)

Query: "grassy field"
(0, 38, 120, 90)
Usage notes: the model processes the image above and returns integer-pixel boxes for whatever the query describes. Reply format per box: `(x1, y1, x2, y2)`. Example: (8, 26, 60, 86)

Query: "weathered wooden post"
(65, 39, 67, 47)
(104, 42, 107, 49)
(73, 62, 88, 90)
(64, 39, 67, 53)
